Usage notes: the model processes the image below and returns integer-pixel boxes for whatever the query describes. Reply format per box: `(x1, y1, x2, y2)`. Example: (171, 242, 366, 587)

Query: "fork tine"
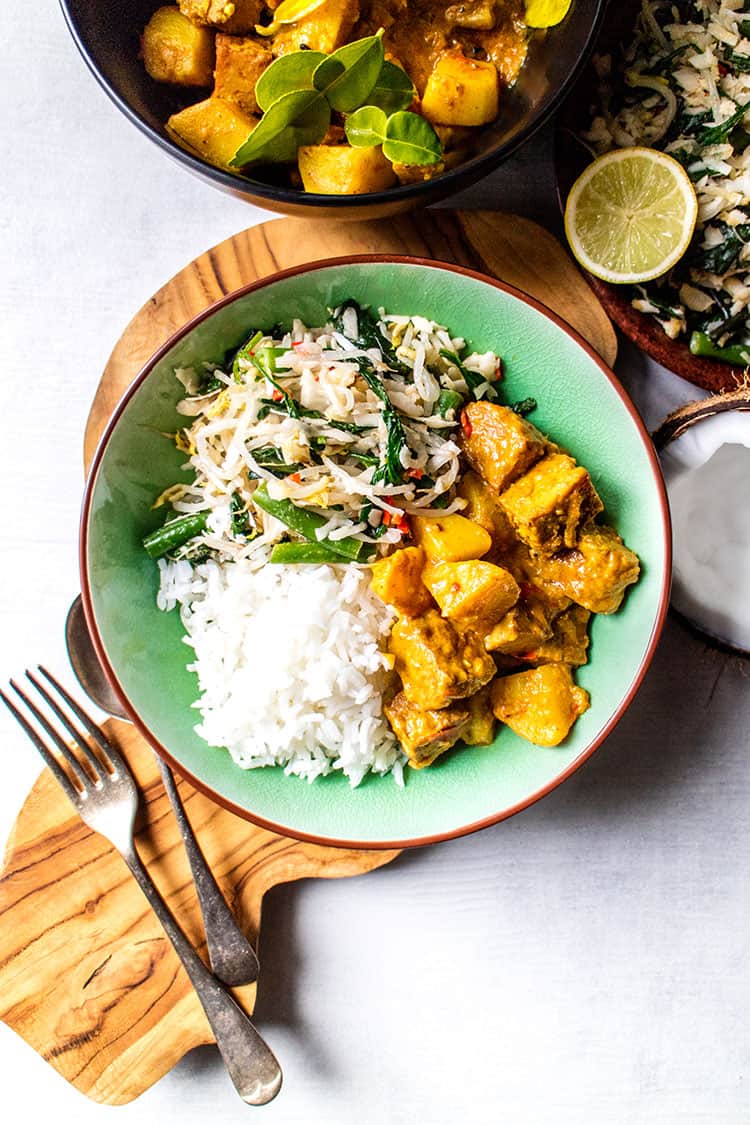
(1, 687, 81, 802)
(10, 677, 94, 790)
(37, 665, 129, 776)
(23, 670, 105, 786)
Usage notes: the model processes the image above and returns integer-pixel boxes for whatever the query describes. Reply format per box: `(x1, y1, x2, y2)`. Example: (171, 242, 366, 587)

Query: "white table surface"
(1, 8, 749, 1124)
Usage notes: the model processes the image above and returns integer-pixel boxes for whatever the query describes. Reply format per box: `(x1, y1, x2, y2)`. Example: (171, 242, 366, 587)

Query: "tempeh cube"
(389, 610, 495, 710)
(178, 0, 264, 35)
(384, 692, 470, 768)
(533, 523, 641, 614)
(213, 34, 272, 114)
(491, 663, 590, 747)
(484, 599, 552, 656)
(460, 402, 547, 494)
(518, 604, 591, 666)
(499, 452, 603, 555)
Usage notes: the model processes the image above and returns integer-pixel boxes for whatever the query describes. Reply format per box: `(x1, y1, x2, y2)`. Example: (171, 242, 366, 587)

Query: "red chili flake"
(407, 467, 424, 480)
(460, 408, 472, 439)
(383, 512, 392, 526)
(493, 359, 503, 381)
(271, 389, 284, 402)
(519, 582, 540, 600)
(718, 62, 729, 76)
(292, 341, 304, 348)
(289, 472, 302, 483)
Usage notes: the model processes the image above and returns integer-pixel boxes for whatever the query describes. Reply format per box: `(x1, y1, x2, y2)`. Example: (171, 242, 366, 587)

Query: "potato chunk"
(385, 691, 469, 768)
(142, 6, 215, 86)
(167, 97, 256, 170)
(412, 513, 492, 563)
(298, 144, 397, 194)
(519, 605, 591, 667)
(533, 524, 641, 614)
(422, 51, 499, 126)
(272, 0, 359, 54)
(491, 664, 590, 747)
(213, 34, 271, 114)
(423, 560, 519, 633)
(499, 453, 603, 555)
(389, 610, 495, 710)
(178, 0, 263, 34)
(461, 402, 547, 494)
(369, 546, 433, 617)
(463, 686, 496, 746)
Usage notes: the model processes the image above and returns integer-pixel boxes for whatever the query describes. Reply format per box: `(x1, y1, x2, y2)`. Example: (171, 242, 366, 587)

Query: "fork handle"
(157, 758, 260, 987)
(122, 846, 282, 1105)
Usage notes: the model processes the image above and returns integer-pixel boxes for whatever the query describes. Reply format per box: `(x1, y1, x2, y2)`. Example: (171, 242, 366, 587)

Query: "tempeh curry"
(370, 401, 640, 767)
(140, 0, 531, 191)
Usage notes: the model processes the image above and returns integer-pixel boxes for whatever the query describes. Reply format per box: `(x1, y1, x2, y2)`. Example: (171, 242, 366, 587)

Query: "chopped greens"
(583, 0, 750, 362)
(143, 304, 536, 566)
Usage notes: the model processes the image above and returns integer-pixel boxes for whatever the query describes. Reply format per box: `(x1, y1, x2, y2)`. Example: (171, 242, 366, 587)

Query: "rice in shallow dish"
(158, 557, 400, 786)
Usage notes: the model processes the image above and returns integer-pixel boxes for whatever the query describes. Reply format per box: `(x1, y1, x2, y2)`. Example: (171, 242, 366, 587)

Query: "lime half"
(564, 147, 698, 284)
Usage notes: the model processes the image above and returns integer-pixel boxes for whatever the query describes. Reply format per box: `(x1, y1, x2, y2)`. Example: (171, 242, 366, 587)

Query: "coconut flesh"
(657, 402, 750, 653)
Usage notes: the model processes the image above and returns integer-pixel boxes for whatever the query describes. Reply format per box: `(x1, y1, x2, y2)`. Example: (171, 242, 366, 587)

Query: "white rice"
(158, 558, 404, 787)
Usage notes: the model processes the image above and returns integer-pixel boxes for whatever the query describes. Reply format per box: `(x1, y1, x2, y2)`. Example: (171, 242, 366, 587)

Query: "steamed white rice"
(158, 557, 403, 786)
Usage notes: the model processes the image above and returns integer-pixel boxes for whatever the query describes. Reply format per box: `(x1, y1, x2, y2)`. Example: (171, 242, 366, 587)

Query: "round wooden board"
(83, 210, 617, 468)
(0, 210, 616, 1107)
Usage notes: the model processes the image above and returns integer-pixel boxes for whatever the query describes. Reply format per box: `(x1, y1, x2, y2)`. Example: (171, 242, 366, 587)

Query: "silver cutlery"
(66, 594, 260, 989)
(1, 667, 282, 1106)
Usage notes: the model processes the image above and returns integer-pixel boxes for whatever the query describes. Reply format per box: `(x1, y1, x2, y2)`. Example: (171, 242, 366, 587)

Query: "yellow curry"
(369, 401, 640, 767)
(140, 0, 530, 191)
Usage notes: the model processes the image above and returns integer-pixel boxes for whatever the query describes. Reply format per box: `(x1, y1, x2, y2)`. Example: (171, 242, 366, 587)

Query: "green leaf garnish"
(255, 51, 327, 112)
(345, 105, 388, 147)
(233, 31, 441, 169)
(232, 88, 330, 166)
(312, 32, 385, 112)
(345, 107, 441, 166)
(367, 61, 415, 114)
(382, 111, 442, 165)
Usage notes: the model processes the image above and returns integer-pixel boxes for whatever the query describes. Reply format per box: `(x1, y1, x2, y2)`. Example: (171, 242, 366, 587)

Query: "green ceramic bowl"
(81, 257, 671, 849)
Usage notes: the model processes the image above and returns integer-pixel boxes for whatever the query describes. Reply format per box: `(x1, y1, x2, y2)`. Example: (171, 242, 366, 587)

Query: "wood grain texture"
(0, 723, 397, 1104)
(83, 211, 616, 468)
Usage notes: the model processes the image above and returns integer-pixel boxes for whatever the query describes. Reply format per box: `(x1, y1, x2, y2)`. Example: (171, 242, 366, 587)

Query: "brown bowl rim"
(80, 254, 672, 850)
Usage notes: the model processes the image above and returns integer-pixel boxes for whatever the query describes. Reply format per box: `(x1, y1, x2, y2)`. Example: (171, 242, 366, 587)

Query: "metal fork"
(1, 667, 282, 1106)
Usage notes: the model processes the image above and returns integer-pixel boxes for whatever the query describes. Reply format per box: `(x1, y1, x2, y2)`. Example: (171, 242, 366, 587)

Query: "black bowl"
(60, 0, 606, 219)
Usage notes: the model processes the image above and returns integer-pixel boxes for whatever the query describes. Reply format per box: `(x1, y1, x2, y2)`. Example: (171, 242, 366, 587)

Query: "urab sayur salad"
(585, 0, 750, 365)
(146, 302, 640, 786)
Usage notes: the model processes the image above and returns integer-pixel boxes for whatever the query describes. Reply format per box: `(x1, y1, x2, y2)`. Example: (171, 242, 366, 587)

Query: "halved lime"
(564, 147, 698, 284)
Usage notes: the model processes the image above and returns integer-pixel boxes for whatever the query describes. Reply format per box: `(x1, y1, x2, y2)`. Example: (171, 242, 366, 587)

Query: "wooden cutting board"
(1, 210, 615, 1106)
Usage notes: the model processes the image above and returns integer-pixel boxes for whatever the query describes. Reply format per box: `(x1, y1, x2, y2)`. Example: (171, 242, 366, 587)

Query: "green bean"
(143, 511, 209, 559)
(252, 484, 367, 561)
(269, 542, 348, 564)
(689, 331, 750, 366)
(436, 389, 464, 418)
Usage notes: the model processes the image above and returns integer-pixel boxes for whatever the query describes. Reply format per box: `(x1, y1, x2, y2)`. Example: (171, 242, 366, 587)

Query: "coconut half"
(653, 389, 750, 655)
